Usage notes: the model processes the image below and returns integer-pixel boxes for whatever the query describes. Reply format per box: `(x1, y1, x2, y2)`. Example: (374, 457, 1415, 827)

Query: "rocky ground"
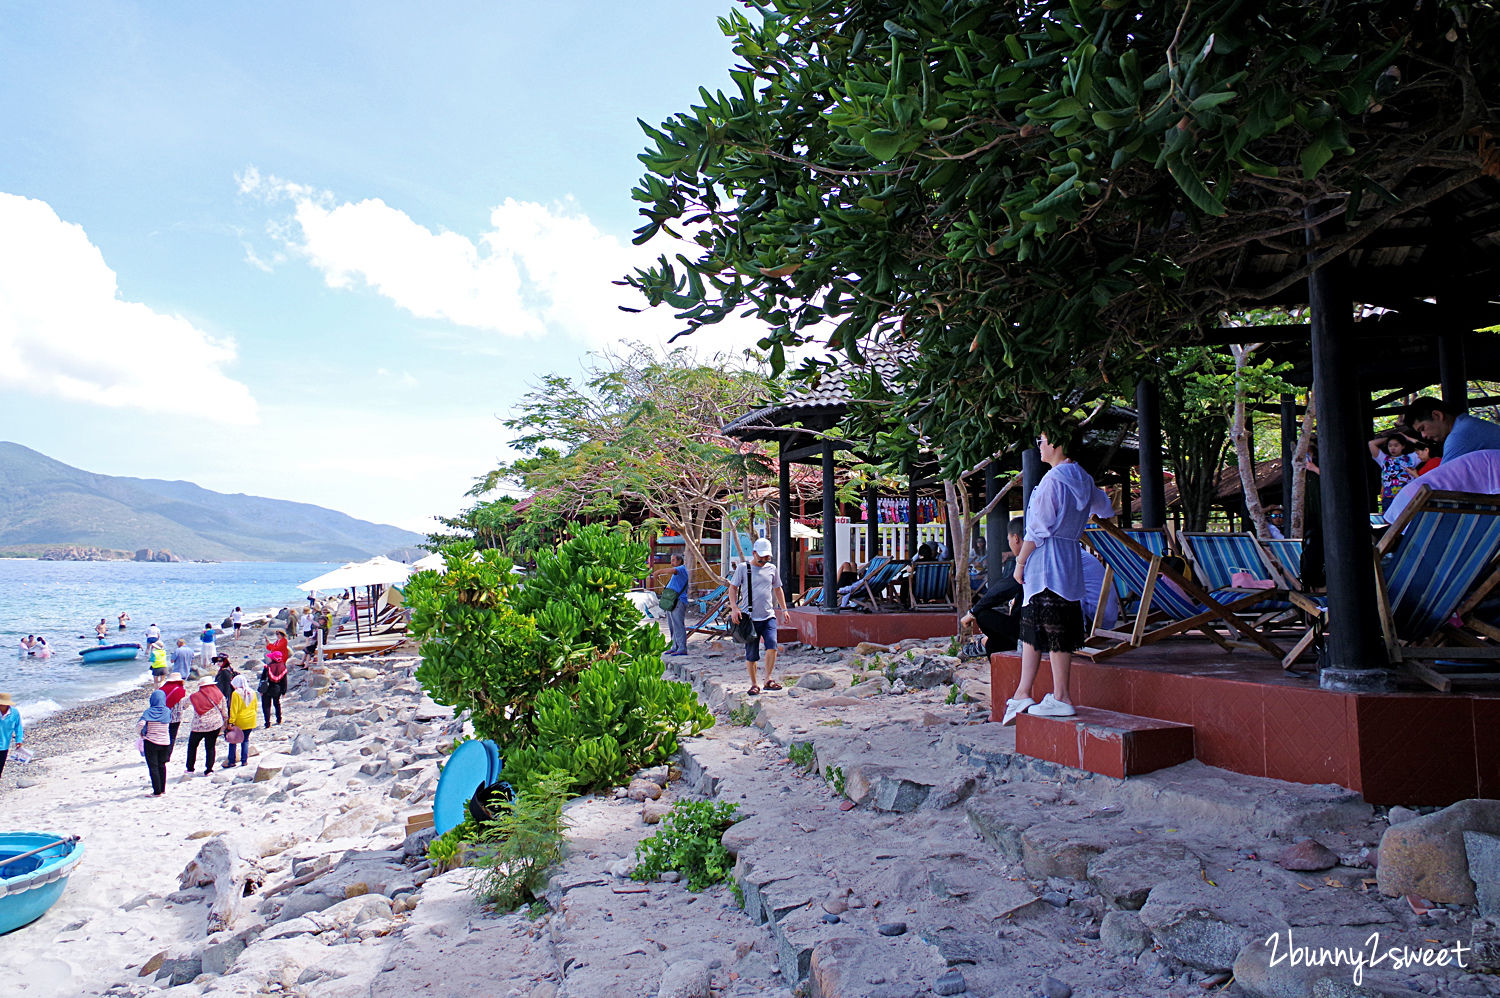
(16, 622, 1500, 997)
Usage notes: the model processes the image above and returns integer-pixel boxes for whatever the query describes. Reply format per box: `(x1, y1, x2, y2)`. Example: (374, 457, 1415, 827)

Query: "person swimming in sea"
(95, 618, 108, 641)
(118, 611, 130, 630)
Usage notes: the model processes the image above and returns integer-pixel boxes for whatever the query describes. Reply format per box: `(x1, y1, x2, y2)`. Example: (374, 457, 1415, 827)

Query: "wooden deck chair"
(834, 555, 893, 606)
(686, 594, 733, 638)
(1080, 519, 1288, 662)
(688, 585, 727, 617)
(799, 586, 824, 607)
(846, 559, 909, 611)
(1087, 526, 1170, 616)
(908, 561, 955, 610)
(1302, 488, 1500, 691)
(1178, 532, 1299, 629)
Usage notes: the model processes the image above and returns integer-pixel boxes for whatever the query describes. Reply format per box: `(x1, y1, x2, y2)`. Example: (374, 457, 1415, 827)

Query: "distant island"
(0, 442, 424, 563)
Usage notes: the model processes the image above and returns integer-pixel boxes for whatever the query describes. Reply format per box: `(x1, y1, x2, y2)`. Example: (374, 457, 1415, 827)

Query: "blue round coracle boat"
(79, 643, 140, 664)
(0, 833, 84, 934)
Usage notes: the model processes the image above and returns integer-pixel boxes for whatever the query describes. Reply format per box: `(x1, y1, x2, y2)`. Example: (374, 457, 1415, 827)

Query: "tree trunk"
(1231, 345, 1270, 538)
(1290, 389, 1317, 537)
(942, 480, 973, 616)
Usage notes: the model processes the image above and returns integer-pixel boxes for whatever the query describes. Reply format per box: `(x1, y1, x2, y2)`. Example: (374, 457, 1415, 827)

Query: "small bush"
(727, 702, 759, 726)
(472, 770, 572, 911)
(945, 683, 961, 705)
(826, 765, 846, 798)
(787, 740, 815, 771)
(426, 826, 469, 873)
(632, 799, 741, 891)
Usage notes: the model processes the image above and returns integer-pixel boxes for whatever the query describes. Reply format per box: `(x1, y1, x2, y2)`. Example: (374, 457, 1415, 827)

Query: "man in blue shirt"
(664, 554, 690, 656)
(1405, 397, 1500, 464)
(0, 692, 22, 780)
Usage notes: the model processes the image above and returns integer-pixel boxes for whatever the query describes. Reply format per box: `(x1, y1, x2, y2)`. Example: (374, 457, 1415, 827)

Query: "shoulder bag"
(733, 563, 757, 643)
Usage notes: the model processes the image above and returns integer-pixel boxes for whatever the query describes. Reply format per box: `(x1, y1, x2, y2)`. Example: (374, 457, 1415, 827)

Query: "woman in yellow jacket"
(224, 674, 259, 768)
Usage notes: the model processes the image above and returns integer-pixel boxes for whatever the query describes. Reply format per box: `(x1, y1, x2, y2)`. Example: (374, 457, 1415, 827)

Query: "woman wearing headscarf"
(160, 673, 190, 758)
(186, 678, 228, 776)
(260, 649, 288, 727)
(214, 657, 236, 699)
(138, 690, 172, 796)
(225, 674, 259, 769)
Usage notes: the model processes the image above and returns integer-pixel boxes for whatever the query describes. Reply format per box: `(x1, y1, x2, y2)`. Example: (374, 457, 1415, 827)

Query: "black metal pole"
(1022, 449, 1043, 518)
(1439, 331, 1469, 412)
(778, 439, 793, 597)
(866, 480, 878, 564)
(985, 464, 1005, 580)
(906, 475, 919, 559)
(1137, 378, 1166, 528)
(1281, 394, 1298, 513)
(821, 441, 837, 610)
(1307, 202, 1388, 691)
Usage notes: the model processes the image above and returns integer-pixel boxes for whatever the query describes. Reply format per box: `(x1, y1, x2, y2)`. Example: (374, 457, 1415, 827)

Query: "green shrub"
(788, 740, 815, 771)
(632, 799, 741, 891)
(826, 765, 846, 798)
(727, 702, 759, 726)
(409, 526, 712, 796)
(473, 770, 572, 911)
(945, 683, 961, 705)
(426, 821, 475, 873)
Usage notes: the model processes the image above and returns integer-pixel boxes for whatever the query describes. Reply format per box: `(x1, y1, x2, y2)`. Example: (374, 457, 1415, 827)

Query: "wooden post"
(985, 464, 1005, 580)
(1307, 202, 1388, 691)
(1137, 379, 1166, 528)
(1281, 393, 1298, 513)
(1439, 331, 1468, 412)
(1022, 448, 1042, 518)
(778, 439, 794, 597)
(822, 441, 837, 610)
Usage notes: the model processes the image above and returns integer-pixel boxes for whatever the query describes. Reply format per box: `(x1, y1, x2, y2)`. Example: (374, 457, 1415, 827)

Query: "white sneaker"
(1001, 696, 1034, 725)
(1029, 693, 1077, 717)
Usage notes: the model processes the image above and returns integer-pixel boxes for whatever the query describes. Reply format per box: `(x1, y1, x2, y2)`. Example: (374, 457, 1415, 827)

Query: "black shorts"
(1018, 590, 1087, 654)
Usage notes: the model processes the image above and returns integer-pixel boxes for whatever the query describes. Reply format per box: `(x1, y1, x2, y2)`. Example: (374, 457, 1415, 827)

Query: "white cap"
(752, 537, 773, 557)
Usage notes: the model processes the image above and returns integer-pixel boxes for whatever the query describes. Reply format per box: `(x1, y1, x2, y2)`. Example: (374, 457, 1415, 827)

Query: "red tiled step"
(1016, 706, 1194, 779)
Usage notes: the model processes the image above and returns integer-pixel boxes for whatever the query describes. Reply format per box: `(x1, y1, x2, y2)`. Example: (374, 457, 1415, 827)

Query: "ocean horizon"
(1, 558, 336, 723)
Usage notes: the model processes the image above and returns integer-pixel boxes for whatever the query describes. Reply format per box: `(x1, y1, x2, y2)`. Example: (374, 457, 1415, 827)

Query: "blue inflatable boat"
(0, 833, 83, 934)
(79, 643, 141, 664)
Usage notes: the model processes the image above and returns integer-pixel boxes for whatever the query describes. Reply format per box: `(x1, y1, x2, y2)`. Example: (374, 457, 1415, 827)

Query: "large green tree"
(494, 345, 776, 581)
(626, 0, 1494, 475)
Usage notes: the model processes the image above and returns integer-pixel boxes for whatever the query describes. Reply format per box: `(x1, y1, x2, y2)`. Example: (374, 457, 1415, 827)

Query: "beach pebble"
(332, 722, 360, 742)
(628, 779, 663, 801)
(878, 922, 907, 936)
(656, 959, 711, 998)
(642, 801, 672, 824)
(933, 969, 967, 995)
(610, 857, 638, 878)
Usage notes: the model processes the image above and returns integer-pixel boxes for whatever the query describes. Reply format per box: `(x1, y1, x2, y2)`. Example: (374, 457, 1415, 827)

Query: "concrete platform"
(989, 645, 1500, 805)
(1016, 706, 1194, 779)
(785, 607, 959, 647)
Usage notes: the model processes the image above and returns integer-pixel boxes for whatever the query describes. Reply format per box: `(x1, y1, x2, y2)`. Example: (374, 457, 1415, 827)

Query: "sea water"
(0, 559, 335, 723)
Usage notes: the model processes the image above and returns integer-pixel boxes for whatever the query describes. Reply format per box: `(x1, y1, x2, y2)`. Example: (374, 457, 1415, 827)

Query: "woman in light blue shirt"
(1004, 429, 1114, 724)
(664, 554, 691, 656)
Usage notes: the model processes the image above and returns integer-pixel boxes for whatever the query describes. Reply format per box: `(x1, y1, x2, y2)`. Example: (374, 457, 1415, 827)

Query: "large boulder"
(893, 654, 957, 690)
(1377, 799, 1500, 904)
(1465, 831, 1500, 918)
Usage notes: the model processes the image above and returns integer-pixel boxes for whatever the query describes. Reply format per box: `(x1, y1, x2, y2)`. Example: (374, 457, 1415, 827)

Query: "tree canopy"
(627, 0, 1496, 476)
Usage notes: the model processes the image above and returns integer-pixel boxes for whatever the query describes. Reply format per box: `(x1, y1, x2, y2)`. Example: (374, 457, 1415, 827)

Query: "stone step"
(1016, 706, 1194, 779)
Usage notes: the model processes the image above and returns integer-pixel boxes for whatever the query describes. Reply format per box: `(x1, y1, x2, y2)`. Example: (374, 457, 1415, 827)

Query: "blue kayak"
(0, 833, 83, 934)
(79, 643, 141, 664)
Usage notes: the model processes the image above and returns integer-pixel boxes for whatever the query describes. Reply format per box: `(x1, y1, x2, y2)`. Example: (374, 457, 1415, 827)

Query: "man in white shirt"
(728, 538, 790, 696)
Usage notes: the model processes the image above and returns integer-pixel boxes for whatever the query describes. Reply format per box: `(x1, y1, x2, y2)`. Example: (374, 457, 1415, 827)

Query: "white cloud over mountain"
(0, 193, 258, 424)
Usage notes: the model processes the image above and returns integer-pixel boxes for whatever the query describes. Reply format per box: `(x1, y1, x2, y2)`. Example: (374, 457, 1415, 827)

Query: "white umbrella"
(411, 552, 446, 573)
(298, 555, 413, 591)
(789, 521, 822, 540)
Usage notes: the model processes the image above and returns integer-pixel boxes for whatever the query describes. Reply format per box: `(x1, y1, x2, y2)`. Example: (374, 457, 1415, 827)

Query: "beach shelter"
(297, 556, 413, 639)
(411, 552, 446, 573)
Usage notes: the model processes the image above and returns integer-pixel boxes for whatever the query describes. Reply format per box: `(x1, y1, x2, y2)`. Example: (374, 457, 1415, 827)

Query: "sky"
(0, 1, 763, 534)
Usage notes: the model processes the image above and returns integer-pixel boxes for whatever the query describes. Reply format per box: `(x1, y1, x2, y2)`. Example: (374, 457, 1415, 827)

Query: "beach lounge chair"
(1080, 519, 1288, 662)
(688, 585, 727, 617)
(1293, 488, 1500, 691)
(1178, 532, 1299, 631)
(799, 586, 824, 607)
(686, 594, 733, 638)
(907, 561, 955, 610)
(844, 559, 909, 611)
(832, 555, 892, 607)
(1088, 527, 1171, 615)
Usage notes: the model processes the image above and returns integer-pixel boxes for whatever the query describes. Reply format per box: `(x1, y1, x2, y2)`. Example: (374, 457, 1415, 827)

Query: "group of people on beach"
(134, 627, 294, 797)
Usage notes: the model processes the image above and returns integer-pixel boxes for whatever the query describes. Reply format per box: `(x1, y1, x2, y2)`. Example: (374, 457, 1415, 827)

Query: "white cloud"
(240, 169, 765, 353)
(0, 193, 258, 424)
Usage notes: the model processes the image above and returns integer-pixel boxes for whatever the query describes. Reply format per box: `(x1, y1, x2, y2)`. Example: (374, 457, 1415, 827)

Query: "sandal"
(748, 686, 761, 696)
(764, 680, 784, 691)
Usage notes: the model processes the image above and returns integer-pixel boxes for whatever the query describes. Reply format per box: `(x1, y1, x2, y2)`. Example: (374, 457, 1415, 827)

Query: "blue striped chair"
(908, 561, 955, 610)
(1081, 519, 1288, 662)
(1373, 488, 1500, 689)
(1262, 539, 1304, 589)
(845, 559, 911, 611)
(1179, 532, 1297, 618)
(799, 586, 825, 607)
(1088, 527, 1170, 616)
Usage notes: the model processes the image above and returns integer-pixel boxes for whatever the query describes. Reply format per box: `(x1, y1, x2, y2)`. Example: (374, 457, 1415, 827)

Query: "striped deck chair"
(799, 586, 824, 607)
(908, 561, 954, 610)
(1081, 519, 1288, 662)
(1178, 532, 1297, 626)
(688, 585, 727, 616)
(1261, 539, 1304, 590)
(686, 594, 733, 638)
(1086, 526, 1170, 615)
(1303, 488, 1500, 691)
(845, 559, 910, 611)
(835, 555, 892, 607)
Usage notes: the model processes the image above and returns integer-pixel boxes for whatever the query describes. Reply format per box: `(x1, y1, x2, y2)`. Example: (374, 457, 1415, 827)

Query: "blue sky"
(0, 1, 759, 533)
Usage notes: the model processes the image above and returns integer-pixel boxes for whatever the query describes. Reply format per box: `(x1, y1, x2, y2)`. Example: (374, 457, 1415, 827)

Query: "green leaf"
(1300, 138, 1333, 179)
(1166, 155, 1227, 216)
(861, 130, 904, 160)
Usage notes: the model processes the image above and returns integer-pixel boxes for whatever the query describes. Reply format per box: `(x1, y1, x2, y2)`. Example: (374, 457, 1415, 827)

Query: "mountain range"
(0, 442, 424, 562)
